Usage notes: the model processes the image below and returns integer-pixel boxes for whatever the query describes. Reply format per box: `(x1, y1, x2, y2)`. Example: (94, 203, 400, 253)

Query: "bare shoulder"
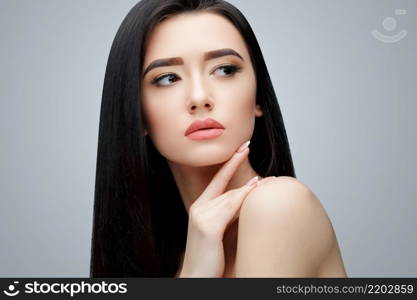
(235, 176, 344, 277)
(241, 176, 324, 220)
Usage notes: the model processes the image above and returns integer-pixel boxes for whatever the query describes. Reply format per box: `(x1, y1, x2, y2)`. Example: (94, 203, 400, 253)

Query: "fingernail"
(237, 140, 251, 153)
(245, 176, 258, 187)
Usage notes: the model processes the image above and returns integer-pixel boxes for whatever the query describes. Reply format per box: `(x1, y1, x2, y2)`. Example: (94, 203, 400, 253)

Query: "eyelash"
(150, 64, 242, 87)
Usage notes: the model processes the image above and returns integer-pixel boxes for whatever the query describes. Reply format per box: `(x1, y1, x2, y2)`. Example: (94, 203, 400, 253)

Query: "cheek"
(142, 88, 183, 134)
(217, 73, 257, 118)
(141, 87, 191, 159)
(213, 75, 257, 142)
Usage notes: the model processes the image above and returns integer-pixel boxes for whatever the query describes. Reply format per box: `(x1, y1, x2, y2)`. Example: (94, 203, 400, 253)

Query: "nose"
(187, 73, 214, 113)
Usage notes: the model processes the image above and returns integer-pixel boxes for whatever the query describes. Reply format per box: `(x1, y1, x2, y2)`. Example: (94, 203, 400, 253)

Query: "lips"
(185, 118, 225, 136)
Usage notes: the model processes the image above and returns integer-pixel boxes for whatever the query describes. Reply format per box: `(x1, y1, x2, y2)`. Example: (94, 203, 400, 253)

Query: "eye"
(212, 64, 242, 77)
(151, 73, 180, 87)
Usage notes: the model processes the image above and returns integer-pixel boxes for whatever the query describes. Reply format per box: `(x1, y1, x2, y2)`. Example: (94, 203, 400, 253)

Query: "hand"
(178, 141, 275, 277)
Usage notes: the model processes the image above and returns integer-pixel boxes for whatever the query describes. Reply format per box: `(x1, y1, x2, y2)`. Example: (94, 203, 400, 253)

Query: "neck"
(168, 153, 260, 273)
(167, 155, 259, 213)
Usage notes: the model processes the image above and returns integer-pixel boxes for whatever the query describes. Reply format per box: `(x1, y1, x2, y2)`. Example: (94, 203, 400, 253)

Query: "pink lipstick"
(185, 118, 225, 140)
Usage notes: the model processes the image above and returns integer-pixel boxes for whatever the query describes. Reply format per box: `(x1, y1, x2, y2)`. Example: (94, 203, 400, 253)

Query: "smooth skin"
(177, 142, 265, 277)
(140, 11, 347, 277)
(227, 176, 347, 277)
(175, 140, 347, 277)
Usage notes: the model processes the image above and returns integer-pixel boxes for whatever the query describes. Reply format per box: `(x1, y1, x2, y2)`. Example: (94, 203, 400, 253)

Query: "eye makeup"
(150, 63, 242, 87)
(142, 47, 244, 77)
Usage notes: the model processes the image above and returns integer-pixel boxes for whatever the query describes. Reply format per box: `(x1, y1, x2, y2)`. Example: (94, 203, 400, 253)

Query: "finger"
(211, 176, 258, 210)
(205, 175, 276, 211)
(214, 176, 259, 225)
(200, 174, 263, 212)
(199, 141, 251, 201)
(212, 175, 275, 203)
(222, 176, 277, 224)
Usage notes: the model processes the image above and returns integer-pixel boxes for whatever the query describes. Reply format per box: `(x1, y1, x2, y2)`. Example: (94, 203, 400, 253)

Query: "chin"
(187, 156, 228, 167)
(179, 149, 234, 167)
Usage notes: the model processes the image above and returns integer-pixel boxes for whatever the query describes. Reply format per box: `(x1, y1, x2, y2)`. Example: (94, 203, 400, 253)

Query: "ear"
(144, 129, 148, 136)
(254, 104, 263, 117)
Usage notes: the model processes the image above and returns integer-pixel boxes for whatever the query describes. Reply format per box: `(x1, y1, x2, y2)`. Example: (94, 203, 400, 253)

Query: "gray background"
(0, 0, 416, 277)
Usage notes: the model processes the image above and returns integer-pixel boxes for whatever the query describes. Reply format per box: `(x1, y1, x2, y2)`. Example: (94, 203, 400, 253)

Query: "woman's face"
(141, 12, 262, 166)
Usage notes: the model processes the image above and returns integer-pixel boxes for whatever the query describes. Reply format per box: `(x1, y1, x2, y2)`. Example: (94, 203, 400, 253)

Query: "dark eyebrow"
(142, 48, 244, 77)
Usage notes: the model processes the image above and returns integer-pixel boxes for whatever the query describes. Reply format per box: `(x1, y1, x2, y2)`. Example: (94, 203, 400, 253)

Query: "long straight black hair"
(90, 0, 296, 277)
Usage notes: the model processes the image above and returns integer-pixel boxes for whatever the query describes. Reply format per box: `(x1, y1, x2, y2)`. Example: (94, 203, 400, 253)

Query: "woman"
(90, 0, 347, 278)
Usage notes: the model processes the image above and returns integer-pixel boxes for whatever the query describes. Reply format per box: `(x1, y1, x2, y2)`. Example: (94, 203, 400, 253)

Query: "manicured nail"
(237, 140, 251, 153)
(245, 176, 258, 187)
